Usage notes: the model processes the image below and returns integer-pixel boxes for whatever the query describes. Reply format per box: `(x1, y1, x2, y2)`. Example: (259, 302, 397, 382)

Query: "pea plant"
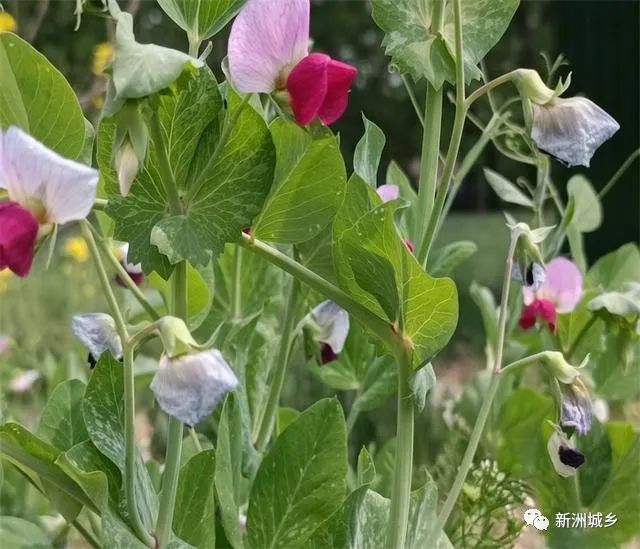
(1, 0, 638, 548)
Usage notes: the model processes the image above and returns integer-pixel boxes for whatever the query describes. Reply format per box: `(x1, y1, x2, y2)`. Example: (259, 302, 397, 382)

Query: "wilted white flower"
(308, 301, 350, 364)
(150, 349, 239, 425)
(560, 379, 593, 435)
(72, 313, 123, 362)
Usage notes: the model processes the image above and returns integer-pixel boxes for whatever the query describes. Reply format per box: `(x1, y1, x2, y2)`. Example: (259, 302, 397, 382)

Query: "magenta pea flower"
(228, 0, 357, 126)
(0, 127, 98, 277)
(519, 257, 583, 332)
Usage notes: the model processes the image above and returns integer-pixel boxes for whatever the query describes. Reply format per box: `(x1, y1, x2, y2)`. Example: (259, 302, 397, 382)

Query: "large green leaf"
(102, 70, 275, 276)
(353, 114, 386, 187)
(247, 399, 347, 549)
(371, 0, 519, 88)
(567, 175, 602, 233)
(0, 423, 95, 511)
(82, 354, 158, 528)
(333, 177, 458, 368)
(0, 33, 86, 159)
(215, 395, 245, 549)
(0, 517, 51, 549)
(36, 379, 89, 452)
(253, 119, 346, 243)
(173, 450, 216, 549)
(157, 0, 245, 41)
(587, 243, 640, 291)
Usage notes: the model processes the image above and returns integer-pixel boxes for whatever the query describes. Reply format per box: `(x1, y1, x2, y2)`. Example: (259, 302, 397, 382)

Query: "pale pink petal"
(522, 285, 535, 305)
(376, 184, 399, 202)
(317, 58, 357, 125)
(228, 0, 309, 93)
(543, 257, 583, 313)
(0, 127, 97, 224)
(0, 201, 39, 277)
(287, 53, 330, 125)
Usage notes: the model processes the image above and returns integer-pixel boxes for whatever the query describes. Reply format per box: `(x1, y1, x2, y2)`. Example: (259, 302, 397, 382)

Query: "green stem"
(149, 111, 182, 216)
(255, 275, 300, 450)
(72, 519, 101, 549)
(416, 0, 466, 266)
(464, 71, 517, 110)
(435, 232, 519, 531)
(500, 351, 549, 375)
(87, 221, 161, 320)
(155, 261, 187, 549)
(82, 221, 152, 546)
(232, 246, 243, 321)
(414, 0, 445, 255)
(599, 147, 640, 198)
(240, 233, 396, 349)
(387, 346, 414, 549)
(346, 401, 361, 436)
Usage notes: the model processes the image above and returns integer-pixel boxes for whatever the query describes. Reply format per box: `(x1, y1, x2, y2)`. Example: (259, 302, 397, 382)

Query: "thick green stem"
(436, 232, 519, 531)
(82, 221, 152, 546)
(255, 275, 300, 450)
(240, 233, 396, 349)
(155, 261, 187, 548)
(417, 0, 466, 265)
(387, 347, 414, 549)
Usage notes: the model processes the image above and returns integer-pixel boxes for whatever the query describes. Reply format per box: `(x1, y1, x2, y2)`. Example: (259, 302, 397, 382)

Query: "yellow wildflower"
(92, 42, 114, 75)
(64, 237, 90, 263)
(0, 269, 12, 294)
(0, 12, 17, 33)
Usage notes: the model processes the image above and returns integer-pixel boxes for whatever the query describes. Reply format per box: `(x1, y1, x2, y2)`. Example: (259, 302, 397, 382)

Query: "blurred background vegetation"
(0, 1, 638, 541)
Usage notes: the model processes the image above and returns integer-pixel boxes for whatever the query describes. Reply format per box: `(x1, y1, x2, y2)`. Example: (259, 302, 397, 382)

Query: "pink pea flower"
(376, 184, 399, 203)
(228, 0, 357, 126)
(519, 257, 583, 332)
(0, 127, 98, 277)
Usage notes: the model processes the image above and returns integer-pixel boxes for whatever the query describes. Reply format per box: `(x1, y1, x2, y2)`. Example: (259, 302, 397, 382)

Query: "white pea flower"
(308, 301, 350, 364)
(150, 349, 239, 426)
(72, 313, 123, 363)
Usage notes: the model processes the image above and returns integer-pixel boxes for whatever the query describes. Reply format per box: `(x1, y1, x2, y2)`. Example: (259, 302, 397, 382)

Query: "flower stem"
(435, 231, 520, 532)
(155, 261, 187, 548)
(464, 71, 517, 110)
(417, 0, 466, 266)
(255, 275, 300, 451)
(81, 221, 153, 547)
(401, 74, 424, 126)
(239, 233, 396, 349)
(387, 345, 414, 549)
(231, 246, 243, 321)
(599, 146, 640, 199)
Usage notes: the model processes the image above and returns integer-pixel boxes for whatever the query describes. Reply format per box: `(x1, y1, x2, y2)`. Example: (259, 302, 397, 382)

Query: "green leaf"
(82, 354, 158, 528)
(109, 0, 201, 101)
(356, 447, 376, 487)
(103, 70, 275, 276)
(588, 283, 640, 322)
(174, 450, 216, 549)
(386, 160, 417, 237)
(578, 421, 612, 507)
(333, 177, 458, 368)
(0, 423, 95, 511)
(102, 511, 148, 549)
(469, 282, 498, 351)
(0, 33, 86, 159)
(354, 114, 386, 187)
(276, 407, 300, 436)
(409, 363, 436, 411)
(247, 399, 347, 549)
(157, 0, 245, 41)
(36, 380, 89, 452)
(567, 175, 602, 233)
(0, 517, 52, 548)
(253, 119, 346, 243)
(483, 168, 533, 208)
(371, 0, 519, 88)
(587, 243, 640, 291)
(430, 240, 478, 277)
(215, 395, 245, 549)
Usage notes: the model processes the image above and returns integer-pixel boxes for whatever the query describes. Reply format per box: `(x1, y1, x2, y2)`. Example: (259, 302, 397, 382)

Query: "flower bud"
(512, 69, 570, 106)
(115, 139, 139, 197)
(157, 316, 199, 358)
(538, 351, 588, 384)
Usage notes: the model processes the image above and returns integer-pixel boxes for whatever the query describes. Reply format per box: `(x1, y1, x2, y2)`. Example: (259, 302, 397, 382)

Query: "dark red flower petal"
(320, 343, 338, 365)
(0, 201, 39, 277)
(287, 53, 330, 126)
(317, 59, 357, 125)
(115, 265, 145, 288)
(518, 298, 557, 331)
